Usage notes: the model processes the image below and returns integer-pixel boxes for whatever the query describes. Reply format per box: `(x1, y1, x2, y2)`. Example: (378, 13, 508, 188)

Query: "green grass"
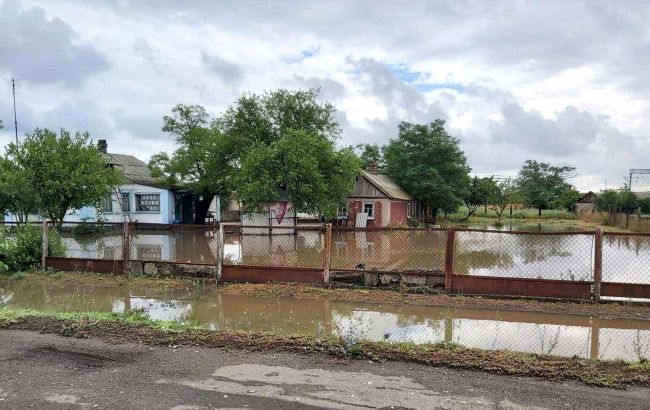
(444, 207, 576, 222)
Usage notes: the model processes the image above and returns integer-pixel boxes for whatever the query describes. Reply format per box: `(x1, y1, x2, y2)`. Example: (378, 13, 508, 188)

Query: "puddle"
(60, 228, 650, 283)
(1, 279, 649, 361)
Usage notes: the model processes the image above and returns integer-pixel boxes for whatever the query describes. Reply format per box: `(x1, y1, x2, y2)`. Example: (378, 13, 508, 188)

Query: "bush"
(0, 225, 66, 272)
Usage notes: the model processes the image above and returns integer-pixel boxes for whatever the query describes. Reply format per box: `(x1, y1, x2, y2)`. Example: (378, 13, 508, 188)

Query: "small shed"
(343, 167, 418, 228)
(575, 191, 597, 214)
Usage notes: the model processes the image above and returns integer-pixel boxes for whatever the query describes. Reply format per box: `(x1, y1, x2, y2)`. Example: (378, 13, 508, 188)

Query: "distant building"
(342, 164, 419, 228)
(575, 191, 597, 214)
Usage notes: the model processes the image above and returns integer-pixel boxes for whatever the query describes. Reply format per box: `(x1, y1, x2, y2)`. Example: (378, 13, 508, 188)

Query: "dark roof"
(359, 170, 414, 201)
(102, 152, 168, 188)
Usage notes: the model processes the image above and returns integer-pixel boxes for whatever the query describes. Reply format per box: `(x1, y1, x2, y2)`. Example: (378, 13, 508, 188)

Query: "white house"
(6, 140, 187, 225)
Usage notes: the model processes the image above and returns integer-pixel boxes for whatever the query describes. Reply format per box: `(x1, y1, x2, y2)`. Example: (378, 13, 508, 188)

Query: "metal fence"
(16, 221, 647, 301)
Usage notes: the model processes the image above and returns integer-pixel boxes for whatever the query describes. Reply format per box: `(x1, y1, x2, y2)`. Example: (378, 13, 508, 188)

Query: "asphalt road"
(0, 330, 648, 409)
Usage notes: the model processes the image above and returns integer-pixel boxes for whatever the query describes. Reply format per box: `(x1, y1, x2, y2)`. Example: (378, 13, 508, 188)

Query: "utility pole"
(12, 78, 18, 145)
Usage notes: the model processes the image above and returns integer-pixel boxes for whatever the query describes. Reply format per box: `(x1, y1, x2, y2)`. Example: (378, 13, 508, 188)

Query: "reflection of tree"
(454, 249, 514, 275)
(534, 324, 562, 355)
(630, 330, 650, 361)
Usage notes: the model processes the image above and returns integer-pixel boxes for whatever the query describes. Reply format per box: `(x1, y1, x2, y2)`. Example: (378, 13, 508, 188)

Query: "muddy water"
(1, 279, 649, 361)
(62, 228, 650, 284)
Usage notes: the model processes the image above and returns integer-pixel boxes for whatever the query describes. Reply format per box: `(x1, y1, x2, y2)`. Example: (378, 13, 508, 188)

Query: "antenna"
(12, 78, 18, 145)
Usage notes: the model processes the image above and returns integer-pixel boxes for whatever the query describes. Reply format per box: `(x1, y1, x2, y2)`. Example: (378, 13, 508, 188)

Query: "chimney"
(368, 161, 378, 174)
(97, 139, 107, 153)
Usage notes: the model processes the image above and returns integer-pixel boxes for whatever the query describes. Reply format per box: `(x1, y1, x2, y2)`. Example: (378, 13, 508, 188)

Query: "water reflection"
(2, 279, 649, 361)
(59, 228, 650, 283)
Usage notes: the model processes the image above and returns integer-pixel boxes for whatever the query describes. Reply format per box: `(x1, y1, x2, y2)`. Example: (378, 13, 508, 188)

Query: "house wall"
(389, 201, 408, 226)
(241, 202, 296, 234)
(5, 184, 176, 224)
(347, 198, 390, 228)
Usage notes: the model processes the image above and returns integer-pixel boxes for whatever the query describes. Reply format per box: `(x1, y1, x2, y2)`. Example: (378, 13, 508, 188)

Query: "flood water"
(1, 279, 649, 361)
(61, 226, 650, 284)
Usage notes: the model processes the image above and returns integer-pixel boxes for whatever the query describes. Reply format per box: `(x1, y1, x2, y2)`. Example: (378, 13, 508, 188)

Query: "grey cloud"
(293, 76, 346, 101)
(201, 51, 244, 84)
(488, 104, 599, 157)
(0, 1, 109, 87)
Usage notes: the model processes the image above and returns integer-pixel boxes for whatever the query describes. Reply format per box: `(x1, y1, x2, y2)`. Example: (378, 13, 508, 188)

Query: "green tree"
(489, 178, 518, 222)
(462, 177, 496, 220)
(234, 129, 360, 218)
(355, 143, 385, 171)
(216, 89, 340, 156)
(515, 160, 577, 217)
(216, 89, 356, 216)
(595, 189, 619, 215)
(5, 129, 121, 229)
(0, 158, 39, 223)
(638, 197, 650, 214)
(384, 120, 471, 224)
(149, 104, 229, 224)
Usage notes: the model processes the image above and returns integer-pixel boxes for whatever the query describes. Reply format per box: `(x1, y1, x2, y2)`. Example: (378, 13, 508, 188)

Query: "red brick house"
(342, 167, 418, 228)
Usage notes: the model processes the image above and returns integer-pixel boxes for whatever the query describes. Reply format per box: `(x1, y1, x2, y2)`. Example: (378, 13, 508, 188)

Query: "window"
(120, 192, 131, 212)
(407, 202, 412, 218)
(135, 193, 160, 212)
(337, 203, 347, 217)
(101, 196, 112, 213)
(363, 202, 374, 219)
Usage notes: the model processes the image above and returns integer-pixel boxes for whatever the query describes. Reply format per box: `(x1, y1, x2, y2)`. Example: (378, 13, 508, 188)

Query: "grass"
(444, 207, 577, 222)
(1, 307, 648, 388)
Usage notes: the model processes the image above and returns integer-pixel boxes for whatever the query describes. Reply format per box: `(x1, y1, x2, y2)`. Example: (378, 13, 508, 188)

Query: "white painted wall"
(5, 184, 176, 224)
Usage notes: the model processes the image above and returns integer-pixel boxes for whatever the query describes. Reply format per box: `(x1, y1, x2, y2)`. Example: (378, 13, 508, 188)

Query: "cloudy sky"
(1, 0, 650, 191)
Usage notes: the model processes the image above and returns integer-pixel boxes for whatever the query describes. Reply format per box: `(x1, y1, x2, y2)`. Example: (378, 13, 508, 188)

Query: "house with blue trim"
(5, 140, 197, 224)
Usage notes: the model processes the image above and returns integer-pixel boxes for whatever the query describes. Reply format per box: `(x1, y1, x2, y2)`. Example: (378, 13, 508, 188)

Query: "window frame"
(101, 195, 113, 214)
(134, 192, 161, 213)
(363, 202, 374, 220)
(120, 192, 131, 213)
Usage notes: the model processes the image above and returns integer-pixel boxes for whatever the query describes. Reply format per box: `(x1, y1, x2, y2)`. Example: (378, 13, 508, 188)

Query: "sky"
(1, 0, 650, 192)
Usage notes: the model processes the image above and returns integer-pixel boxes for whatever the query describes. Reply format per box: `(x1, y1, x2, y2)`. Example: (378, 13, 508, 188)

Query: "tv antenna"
(12, 78, 18, 145)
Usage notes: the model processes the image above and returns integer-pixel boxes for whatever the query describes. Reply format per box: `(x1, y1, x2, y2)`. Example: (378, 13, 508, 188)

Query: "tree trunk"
(538, 206, 542, 217)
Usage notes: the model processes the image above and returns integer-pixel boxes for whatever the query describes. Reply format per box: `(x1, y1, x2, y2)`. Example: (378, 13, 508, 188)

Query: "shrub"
(0, 225, 66, 271)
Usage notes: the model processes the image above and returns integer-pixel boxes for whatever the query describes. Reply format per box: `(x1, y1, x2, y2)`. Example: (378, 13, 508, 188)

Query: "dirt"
(220, 282, 650, 321)
(2, 314, 648, 389)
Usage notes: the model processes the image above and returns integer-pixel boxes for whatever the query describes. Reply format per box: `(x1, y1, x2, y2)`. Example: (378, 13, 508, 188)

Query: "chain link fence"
(454, 230, 595, 281)
(602, 232, 650, 284)
(330, 228, 446, 272)
(223, 225, 325, 269)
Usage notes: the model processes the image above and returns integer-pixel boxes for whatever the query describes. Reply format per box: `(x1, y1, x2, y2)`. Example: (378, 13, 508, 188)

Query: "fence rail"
(20, 220, 649, 301)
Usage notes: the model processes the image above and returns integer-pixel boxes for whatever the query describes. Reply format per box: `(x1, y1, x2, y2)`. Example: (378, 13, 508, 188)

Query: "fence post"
(41, 220, 48, 269)
(593, 227, 603, 302)
(216, 222, 224, 281)
(122, 221, 131, 275)
(323, 223, 333, 285)
(444, 226, 456, 294)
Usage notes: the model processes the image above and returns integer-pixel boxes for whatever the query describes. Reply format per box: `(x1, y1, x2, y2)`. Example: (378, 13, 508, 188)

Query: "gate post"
(122, 221, 131, 275)
(216, 222, 224, 281)
(41, 220, 48, 269)
(444, 226, 456, 293)
(323, 223, 333, 285)
(593, 227, 603, 302)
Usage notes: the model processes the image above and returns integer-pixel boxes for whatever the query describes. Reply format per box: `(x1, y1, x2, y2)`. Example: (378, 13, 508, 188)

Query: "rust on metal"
(451, 274, 593, 300)
(221, 265, 324, 284)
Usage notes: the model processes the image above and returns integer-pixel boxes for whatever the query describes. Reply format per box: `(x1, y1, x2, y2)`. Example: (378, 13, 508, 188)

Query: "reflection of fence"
(33, 221, 650, 301)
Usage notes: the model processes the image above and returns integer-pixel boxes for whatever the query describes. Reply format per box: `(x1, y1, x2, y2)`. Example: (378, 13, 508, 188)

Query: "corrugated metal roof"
(102, 152, 167, 188)
(359, 169, 414, 201)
